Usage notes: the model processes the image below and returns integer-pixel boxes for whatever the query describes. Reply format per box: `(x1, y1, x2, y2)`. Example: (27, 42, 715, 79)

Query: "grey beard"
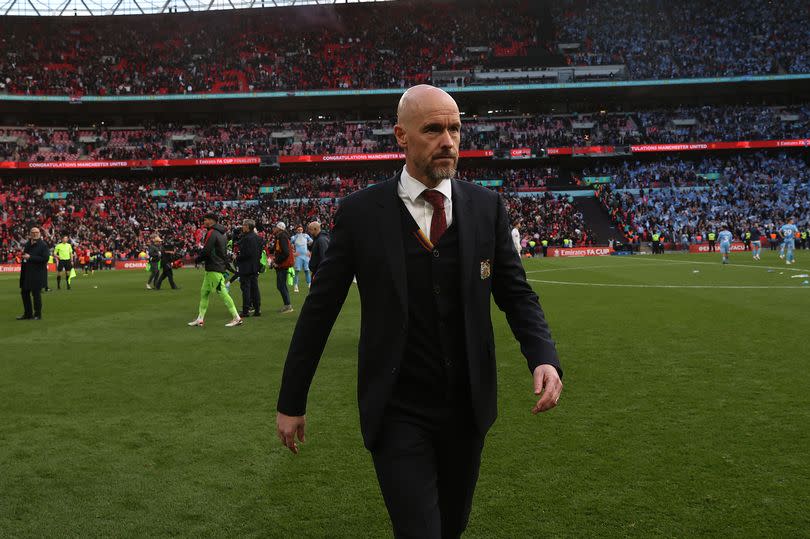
(427, 165, 456, 182)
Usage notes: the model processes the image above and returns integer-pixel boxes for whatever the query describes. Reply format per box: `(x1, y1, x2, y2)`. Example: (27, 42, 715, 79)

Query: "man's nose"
(439, 129, 455, 148)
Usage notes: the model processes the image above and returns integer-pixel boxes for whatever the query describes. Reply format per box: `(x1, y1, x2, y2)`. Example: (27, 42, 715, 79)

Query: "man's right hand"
(276, 412, 306, 454)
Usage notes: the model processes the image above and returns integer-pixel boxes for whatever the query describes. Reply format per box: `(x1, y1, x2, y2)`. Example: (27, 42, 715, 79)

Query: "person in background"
(236, 219, 263, 317)
(146, 235, 162, 290)
(187, 213, 243, 328)
(156, 237, 179, 290)
(18, 227, 48, 321)
(291, 225, 313, 293)
(718, 225, 733, 265)
(749, 224, 762, 261)
(306, 221, 330, 278)
(510, 220, 522, 257)
(272, 222, 295, 313)
(53, 235, 74, 290)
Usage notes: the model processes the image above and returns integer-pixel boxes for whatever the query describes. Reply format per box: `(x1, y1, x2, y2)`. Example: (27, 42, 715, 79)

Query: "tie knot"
(422, 189, 445, 210)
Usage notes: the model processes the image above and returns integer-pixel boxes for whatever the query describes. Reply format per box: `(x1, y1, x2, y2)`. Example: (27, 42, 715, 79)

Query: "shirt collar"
(401, 166, 453, 204)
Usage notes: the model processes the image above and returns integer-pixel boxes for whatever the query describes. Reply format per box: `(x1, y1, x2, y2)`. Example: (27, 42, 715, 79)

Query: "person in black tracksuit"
(236, 219, 263, 317)
(146, 236, 162, 289)
(156, 239, 179, 290)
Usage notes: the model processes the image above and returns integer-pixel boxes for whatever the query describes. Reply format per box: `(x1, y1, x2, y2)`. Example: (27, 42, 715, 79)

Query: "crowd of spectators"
(595, 152, 810, 243)
(0, 0, 808, 97)
(0, 0, 539, 96)
(635, 105, 810, 144)
(507, 193, 594, 249)
(0, 165, 567, 262)
(1, 105, 807, 162)
(552, 0, 809, 79)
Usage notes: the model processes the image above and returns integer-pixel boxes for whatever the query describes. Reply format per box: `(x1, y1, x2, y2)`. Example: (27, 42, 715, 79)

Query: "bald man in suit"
(277, 85, 563, 538)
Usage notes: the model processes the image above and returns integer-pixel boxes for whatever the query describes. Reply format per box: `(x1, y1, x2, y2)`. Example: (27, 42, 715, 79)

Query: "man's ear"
(394, 124, 407, 149)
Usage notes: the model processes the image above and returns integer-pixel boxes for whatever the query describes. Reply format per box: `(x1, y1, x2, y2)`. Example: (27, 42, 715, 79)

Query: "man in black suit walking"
(18, 226, 49, 320)
(236, 219, 263, 317)
(276, 85, 563, 538)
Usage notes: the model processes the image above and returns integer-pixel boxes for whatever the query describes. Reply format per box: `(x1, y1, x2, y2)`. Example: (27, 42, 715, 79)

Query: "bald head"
(394, 85, 461, 188)
(397, 85, 459, 128)
(307, 221, 321, 237)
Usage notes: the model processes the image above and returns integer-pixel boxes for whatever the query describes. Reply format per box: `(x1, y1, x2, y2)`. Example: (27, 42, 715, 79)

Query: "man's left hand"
(532, 364, 562, 414)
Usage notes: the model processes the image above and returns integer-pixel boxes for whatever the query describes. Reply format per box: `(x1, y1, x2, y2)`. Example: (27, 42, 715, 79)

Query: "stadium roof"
(0, 0, 396, 17)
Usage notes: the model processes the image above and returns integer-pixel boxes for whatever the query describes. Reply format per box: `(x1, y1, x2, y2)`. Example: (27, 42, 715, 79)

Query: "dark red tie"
(422, 190, 447, 245)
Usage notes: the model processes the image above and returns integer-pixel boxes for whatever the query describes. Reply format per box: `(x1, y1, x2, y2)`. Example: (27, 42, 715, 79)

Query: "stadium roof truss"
(0, 0, 396, 17)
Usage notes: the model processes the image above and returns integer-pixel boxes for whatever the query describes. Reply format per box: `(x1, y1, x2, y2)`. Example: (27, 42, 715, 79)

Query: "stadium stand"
(594, 152, 810, 242)
(0, 166, 588, 263)
(1, 105, 807, 162)
(0, 0, 808, 97)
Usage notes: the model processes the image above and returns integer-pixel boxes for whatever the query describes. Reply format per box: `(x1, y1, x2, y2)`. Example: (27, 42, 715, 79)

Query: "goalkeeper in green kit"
(187, 213, 243, 328)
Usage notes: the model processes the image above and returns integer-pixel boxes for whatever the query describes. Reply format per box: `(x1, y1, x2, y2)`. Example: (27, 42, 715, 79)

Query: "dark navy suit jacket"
(277, 173, 561, 449)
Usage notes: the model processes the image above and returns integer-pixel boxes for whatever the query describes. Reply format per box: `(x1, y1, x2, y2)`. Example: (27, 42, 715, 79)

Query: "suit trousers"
(239, 273, 260, 313)
(156, 267, 177, 289)
(21, 288, 42, 317)
(371, 409, 485, 539)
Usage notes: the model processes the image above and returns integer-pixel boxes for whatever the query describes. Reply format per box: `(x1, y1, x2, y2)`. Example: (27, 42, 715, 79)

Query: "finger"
(282, 433, 298, 454)
(534, 372, 545, 395)
(297, 423, 306, 444)
(533, 380, 561, 414)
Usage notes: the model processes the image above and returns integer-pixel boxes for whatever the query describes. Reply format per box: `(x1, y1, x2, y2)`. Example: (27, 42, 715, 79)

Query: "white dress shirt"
(397, 166, 453, 239)
(511, 227, 521, 254)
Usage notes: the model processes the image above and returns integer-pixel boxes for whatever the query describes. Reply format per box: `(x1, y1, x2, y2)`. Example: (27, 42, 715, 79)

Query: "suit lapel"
(452, 180, 476, 297)
(377, 174, 408, 315)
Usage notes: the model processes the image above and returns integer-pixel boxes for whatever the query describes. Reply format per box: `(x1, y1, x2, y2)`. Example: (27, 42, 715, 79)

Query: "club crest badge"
(480, 259, 491, 280)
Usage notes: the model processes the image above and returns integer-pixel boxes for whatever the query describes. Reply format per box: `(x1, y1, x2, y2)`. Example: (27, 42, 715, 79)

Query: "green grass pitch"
(1, 251, 808, 537)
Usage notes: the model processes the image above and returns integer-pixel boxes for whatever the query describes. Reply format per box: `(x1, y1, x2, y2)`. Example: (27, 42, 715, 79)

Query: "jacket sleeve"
(490, 194, 562, 378)
(277, 205, 356, 416)
(309, 239, 321, 274)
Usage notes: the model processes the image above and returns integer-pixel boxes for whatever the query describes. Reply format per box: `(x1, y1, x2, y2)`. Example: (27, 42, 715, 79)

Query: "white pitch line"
(527, 278, 808, 290)
(633, 256, 810, 273)
(525, 263, 644, 274)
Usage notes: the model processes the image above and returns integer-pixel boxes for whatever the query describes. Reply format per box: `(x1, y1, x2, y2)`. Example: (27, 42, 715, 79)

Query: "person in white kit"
(291, 225, 313, 292)
(511, 220, 522, 258)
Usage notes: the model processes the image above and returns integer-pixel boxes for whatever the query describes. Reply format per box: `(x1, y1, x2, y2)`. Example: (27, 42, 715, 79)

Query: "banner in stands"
(548, 247, 614, 257)
(689, 242, 747, 253)
(546, 147, 574, 156)
(1, 263, 57, 273)
(510, 148, 533, 158)
(583, 176, 612, 185)
(0, 261, 155, 272)
(631, 139, 810, 153)
(0, 138, 807, 170)
(0, 157, 261, 169)
(115, 260, 149, 269)
(278, 149, 493, 163)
